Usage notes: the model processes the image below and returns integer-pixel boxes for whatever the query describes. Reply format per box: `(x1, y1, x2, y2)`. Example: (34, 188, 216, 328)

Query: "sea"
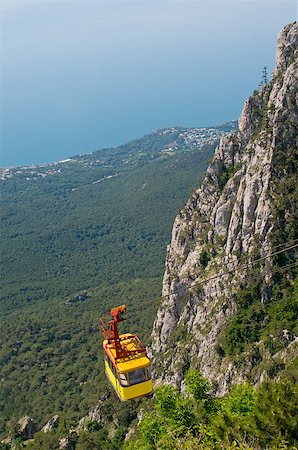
(0, 0, 296, 167)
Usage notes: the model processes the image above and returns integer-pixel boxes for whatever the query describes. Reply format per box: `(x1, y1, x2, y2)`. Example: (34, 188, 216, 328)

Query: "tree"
(185, 369, 210, 402)
(262, 66, 268, 84)
(259, 65, 268, 88)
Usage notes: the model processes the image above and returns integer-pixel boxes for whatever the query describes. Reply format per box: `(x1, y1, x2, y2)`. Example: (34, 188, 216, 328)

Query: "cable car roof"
(104, 333, 151, 373)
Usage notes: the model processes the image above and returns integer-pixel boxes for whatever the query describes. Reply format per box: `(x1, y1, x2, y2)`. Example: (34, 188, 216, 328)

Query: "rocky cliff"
(151, 22, 298, 393)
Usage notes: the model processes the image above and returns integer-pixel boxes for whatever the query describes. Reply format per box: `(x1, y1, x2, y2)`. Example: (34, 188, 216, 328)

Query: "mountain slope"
(1, 124, 236, 311)
(1, 124, 238, 440)
(151, 22, 298, 392)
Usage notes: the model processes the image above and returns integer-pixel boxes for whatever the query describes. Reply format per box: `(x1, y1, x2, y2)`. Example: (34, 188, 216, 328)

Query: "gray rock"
(151, 22, 298, 393)
(42, 415, 59, 433)
(16, 416, 37, 440)
(59, 437, 72, 450)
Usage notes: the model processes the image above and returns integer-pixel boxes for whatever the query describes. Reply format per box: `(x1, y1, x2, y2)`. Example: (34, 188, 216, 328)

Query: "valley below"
(0, 122, 236, 447)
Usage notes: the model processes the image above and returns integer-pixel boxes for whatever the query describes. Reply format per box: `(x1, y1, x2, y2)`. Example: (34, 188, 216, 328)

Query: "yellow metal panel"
(117, 357, 151, 373)
(104, 361, 153, 401)
(118, 379, 153, 401)
(105, 361, 118, 392)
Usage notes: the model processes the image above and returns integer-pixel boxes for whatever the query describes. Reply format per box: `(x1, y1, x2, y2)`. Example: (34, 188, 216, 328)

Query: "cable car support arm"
(100, 305, 147, 360)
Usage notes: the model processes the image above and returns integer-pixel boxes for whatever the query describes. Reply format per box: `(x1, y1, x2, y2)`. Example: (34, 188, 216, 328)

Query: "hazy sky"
(1, 1, 297, 166)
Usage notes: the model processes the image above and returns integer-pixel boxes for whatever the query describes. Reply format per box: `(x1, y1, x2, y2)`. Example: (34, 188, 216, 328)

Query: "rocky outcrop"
(151, 22, 298, 393)
(76, 391, 120, 438)
(42, 415, 59, 433)
(16, 416, 37, 440)
(59, 437, 72, 450)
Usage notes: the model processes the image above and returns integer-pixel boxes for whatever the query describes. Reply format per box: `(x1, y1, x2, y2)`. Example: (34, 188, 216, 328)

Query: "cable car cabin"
(100, 305, 153, 401)
(103, 333, 152, 401)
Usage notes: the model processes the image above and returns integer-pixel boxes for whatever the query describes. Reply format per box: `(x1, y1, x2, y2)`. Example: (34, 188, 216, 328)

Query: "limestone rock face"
(77, 404, 103, 430)
(76, 391, 119, 438)
(42, 415, 59, 433)
(59, 437, 72, 450)
(275, 22, 298, 72)
(151, 22, 298, 393)
(16, 416, 37, 440)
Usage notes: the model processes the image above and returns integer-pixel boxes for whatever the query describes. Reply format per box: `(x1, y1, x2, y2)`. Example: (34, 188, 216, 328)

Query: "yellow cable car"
(100, 305, 153, 401)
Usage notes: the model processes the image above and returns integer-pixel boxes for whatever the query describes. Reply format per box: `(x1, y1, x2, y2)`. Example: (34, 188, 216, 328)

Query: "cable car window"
(128, 368, 147, 385)
(105, 355, 116, 376)
(119, 372, 128, 386)
(146, 367, 152, 380)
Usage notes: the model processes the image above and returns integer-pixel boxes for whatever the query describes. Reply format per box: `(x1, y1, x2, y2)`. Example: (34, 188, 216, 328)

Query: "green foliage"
(139, 412, 166, 447)
(0, 280, 147, 435)
(223, 303, 265, 356)
(132, 385, 197, 449)
(261, 89, 270, 130)
(204, 383, 255, 447)
(111, 426, 128, 449)
(86, 421, 102, 432)
(222, 271, 298, 356)
(173, 395, 196, 430)
(262, 66, 268, 84)
(75, 428, 110, 450)
(210, 379, 298, 449)
(184, 369, 210, 401)
(221, 243, 298, 356)
(155, 385, 196, 429)
(219, 163, 241, 188)
(223, 382, 255, 417)
(155, 385, 179, 417)
(126, 371, 298, 450)
(199, 250, 210, 269)
(1, 140, 215, 310)
(252, 380, 298, 446)
(221, 281, 263, 355)
(249, 82, 273, 141)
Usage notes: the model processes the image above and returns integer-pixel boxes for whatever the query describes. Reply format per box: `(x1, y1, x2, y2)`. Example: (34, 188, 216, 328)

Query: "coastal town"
(0, 123, 237, 182)
(157, 124, 234, 150)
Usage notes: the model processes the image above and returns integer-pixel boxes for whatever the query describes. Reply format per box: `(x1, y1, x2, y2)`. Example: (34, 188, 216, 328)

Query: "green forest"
(124, 369, 297, 450)
(5, 368, 297, 449)
(1, 129, 220, 309)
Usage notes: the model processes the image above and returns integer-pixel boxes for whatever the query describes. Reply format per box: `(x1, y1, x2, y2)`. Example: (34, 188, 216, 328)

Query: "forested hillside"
(0, 124, 235, 445)
(1, 125, 235, 309)
(125, 368, 297, 449)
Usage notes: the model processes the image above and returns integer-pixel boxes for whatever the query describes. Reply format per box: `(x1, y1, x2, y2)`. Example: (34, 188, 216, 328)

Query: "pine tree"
(262, 65, 268, 84)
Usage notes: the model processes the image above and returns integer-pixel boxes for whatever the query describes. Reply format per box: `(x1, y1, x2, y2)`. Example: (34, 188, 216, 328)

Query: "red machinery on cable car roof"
(100, 305, 153, 401)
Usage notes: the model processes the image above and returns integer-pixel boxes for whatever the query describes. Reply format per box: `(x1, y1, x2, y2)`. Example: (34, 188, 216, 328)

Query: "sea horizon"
(1, 1, 296, 167)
